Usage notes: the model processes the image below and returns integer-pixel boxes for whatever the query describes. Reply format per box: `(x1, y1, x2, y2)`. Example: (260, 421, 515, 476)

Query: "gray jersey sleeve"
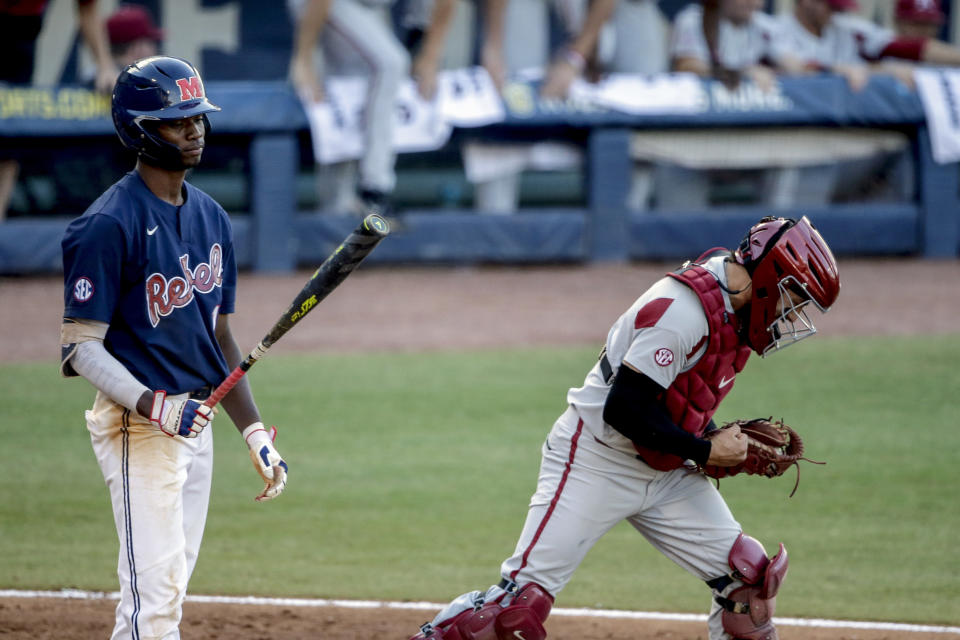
(622, 285, 709, 389)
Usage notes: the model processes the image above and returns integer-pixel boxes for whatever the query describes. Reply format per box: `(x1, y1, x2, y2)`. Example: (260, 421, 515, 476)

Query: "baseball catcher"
(410, 216, 840, 640)
(702, 417, 822, 496)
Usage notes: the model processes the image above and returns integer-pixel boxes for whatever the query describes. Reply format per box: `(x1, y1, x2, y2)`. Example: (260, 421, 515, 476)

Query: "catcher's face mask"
(762, 277, 822, 356)
(739, 216, 840, 356)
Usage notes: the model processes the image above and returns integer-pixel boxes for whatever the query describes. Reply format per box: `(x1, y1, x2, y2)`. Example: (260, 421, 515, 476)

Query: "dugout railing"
(0, 74, 957, 274)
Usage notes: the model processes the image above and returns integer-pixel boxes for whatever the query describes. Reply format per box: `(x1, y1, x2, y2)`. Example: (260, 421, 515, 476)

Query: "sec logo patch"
(654, 347, 674, 366)
(73, 277, 94, 302)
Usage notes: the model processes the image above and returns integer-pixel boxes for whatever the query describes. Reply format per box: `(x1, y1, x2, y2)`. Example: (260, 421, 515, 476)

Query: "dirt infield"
(0, 594, 953, 640)
(2, 259, 958, 639)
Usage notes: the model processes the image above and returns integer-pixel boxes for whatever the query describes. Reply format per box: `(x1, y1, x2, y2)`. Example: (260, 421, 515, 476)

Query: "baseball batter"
(410, 216, 841, 640)
(60, 56, 288, 640)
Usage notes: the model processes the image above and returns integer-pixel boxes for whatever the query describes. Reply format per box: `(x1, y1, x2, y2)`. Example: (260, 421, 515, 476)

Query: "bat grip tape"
(204, 341, 270, 408)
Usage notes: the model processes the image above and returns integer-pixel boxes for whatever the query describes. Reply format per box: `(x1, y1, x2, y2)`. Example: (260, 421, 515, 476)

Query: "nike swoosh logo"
(147, 226, 158, 236)
(718, 376, 734, 389)
(513, 632, 527, 640)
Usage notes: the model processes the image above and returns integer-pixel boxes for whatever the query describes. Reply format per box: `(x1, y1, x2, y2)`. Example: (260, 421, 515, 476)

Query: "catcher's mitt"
(701, 417, 823, 496)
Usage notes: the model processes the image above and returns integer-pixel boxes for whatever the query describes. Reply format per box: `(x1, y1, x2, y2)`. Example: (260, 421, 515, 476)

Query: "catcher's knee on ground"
(410, 580, 553, 640)
(707, 533, 788, 640)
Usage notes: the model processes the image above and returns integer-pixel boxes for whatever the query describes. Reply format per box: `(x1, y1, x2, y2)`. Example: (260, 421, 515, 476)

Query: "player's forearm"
(75, 1, 113, 72)
(702, 0, 721, 66)
(292, 0, 333, 64)
(482, 0, 507, 50)
(70, 340, 151, 414)
(420, 0, 457, 62)
(672, 56, 711, 76)
(603, 365, 712, 465)
(774, 54, 809, 75)
(922, 39, 960, 66)
(215, 325, 262, 432)
(568, 0, 618, 60)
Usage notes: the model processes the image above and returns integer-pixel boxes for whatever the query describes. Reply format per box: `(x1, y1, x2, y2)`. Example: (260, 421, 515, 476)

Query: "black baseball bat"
(204, 213, 390, 408)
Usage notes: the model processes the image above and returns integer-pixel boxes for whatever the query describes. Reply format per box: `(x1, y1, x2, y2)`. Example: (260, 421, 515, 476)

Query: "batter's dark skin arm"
(135, 391, 154, 418)
(214, 314, 262, 432)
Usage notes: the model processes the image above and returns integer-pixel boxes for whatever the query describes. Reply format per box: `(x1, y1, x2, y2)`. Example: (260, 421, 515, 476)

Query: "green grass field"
(2, 335, 958, 625)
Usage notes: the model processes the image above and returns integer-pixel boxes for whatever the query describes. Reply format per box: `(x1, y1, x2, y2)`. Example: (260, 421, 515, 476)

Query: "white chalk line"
(3, 589, 958, 635)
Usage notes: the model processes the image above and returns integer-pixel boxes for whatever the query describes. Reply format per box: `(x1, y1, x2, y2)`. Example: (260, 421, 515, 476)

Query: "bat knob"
(363, 214, 390, 237)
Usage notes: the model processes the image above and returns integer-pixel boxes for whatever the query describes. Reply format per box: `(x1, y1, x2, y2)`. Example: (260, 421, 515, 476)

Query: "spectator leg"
(627, 163, 654, 211)
(315, 160, 358, 213)
(326, 3, 410, 195)
(474, 173, 521, 214)
(763, 167, 800, 211)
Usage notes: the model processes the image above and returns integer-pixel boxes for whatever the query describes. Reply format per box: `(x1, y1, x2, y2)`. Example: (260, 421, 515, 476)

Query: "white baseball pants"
(499, 405, 743, 640)
(86, 391, 213, 640)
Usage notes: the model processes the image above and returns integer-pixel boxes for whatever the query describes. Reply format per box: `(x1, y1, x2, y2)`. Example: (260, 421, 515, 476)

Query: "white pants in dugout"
(86, 391, 213, 640)
(499, 405, 744, 640)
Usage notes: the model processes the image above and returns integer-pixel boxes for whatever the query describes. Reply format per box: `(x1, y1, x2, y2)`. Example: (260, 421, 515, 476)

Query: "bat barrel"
(362, 213, 390, 238)
(205, 214, 391, 408)
(262, 214, 391, 346)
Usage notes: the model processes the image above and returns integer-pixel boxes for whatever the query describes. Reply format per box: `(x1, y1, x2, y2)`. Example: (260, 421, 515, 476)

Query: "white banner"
(915, 67, 960, 164)
(392, 80, 454, 153)
(568, 72, 708, 115)
(436, 67, 506, 126)
(301, 76, 368, 165)
(300, 67, 503, 165)
(299, 68, 719, 164)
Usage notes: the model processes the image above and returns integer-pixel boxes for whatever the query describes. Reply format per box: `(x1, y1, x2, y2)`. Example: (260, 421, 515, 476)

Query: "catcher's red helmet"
(734, 216, 840, 355)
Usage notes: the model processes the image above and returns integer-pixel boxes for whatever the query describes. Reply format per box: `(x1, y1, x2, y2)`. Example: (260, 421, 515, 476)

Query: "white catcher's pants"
(499, 405, 743, 640)
(86, 391, 213, 640)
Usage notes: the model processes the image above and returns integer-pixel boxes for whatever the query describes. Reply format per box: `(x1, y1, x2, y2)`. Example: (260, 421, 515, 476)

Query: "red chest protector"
(633, 260, 752, 471)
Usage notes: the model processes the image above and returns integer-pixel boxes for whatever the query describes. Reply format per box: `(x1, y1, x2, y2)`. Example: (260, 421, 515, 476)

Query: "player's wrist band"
(242, 422, 269, 446)
(150, 390, 168, 425)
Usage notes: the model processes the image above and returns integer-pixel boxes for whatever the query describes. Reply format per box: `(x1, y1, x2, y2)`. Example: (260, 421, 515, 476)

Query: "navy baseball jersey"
(62, 171, 237, 395)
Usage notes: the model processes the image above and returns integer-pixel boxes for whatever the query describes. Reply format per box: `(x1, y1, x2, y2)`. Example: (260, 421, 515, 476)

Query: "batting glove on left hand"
(150, 391, 215, 438)
(242, 422, 289, 502)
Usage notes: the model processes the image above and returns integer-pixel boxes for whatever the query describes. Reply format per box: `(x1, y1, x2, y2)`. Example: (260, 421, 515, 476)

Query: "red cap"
(107, 4, 164, 46)
(895, 0, 945, 23)
(826, 0, 859, 10)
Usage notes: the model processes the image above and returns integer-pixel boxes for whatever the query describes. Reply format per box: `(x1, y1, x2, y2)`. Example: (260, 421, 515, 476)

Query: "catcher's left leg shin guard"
(708, 533, 788, 640)
(410, 582, 553, 640)
(493, 582, 553, 640)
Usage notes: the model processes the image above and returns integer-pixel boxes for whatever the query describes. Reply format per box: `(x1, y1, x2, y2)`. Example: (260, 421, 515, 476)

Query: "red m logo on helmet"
(176, 76, 204, 101)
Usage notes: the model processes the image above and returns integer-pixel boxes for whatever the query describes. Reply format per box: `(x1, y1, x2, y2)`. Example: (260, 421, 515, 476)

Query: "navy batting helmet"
(111, 56, 220, 169)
